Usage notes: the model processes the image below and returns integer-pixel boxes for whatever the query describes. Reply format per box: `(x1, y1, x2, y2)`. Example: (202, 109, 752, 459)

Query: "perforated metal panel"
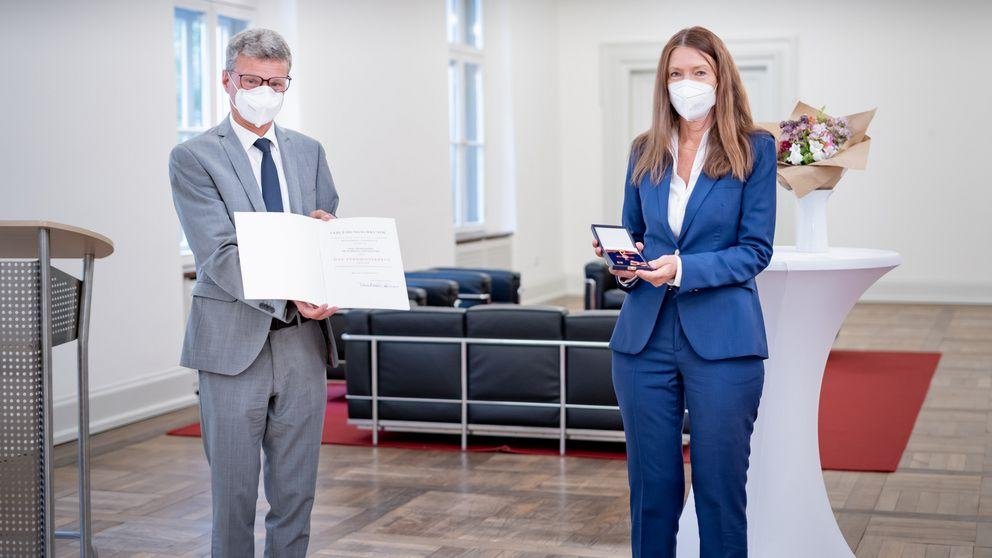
(0, 260, 78, 556)
(50, 267, 80, 346)
(0, 260, 45, 557)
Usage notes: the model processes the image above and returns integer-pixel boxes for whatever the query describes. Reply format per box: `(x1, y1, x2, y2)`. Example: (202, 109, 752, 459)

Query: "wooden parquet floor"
(51, 303, 992, 557)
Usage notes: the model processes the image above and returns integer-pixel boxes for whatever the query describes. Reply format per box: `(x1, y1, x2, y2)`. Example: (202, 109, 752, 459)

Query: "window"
(174, 8, 207, 144)
(174, 2, 251, 255)
(215, 15, 250, 121)
(173, 5, 249, 145)
(447, 0, 484, 230)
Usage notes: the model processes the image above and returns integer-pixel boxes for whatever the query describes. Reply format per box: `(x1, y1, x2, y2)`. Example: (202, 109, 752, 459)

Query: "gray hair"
(225, 28, 292, 72)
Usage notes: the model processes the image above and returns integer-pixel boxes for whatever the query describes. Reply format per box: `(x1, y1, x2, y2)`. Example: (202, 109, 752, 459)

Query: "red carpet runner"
(169, 349, 940, 472)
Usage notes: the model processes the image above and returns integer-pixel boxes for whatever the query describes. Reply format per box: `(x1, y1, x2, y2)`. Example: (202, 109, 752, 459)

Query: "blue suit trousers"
(612, 287, 764, 558)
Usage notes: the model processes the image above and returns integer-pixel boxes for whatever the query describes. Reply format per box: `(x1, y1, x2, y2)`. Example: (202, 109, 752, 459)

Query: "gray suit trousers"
(198, 318, 327, 558)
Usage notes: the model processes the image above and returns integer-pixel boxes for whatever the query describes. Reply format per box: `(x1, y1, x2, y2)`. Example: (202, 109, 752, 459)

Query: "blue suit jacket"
(609, 130, 777, 360)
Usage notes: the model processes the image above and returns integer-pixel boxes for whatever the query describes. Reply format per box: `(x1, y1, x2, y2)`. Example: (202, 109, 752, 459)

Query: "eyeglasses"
(228, 71, 292, 93)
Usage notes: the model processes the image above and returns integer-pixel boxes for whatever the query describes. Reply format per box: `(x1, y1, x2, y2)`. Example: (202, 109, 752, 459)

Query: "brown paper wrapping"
(758, 101, 876, 198)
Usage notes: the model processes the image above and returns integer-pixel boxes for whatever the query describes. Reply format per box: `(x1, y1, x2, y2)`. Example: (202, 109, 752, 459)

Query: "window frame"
(447, 0, 485, 232)
(174, 0, 254, 259)
(174, 0, 253, 143)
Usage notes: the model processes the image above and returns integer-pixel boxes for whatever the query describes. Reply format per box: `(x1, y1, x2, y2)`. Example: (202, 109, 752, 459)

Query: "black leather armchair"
(404, 277, 460, 307)
(407, 287, 428, 307)
(430, 267, 521, 303)
(584, 260, 627, 310)
(406, 270, 492, 307)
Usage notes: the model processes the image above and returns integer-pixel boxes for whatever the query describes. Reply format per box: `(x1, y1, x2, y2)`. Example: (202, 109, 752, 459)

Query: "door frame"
(599, 36, 798, 221)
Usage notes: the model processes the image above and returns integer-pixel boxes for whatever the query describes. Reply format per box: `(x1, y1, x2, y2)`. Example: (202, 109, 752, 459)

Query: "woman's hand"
(592, 239, 645, 281)
(635, 255, 679, 287)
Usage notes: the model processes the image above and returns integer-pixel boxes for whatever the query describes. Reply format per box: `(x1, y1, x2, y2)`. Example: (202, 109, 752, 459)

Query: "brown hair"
(631, 26, 766, 186)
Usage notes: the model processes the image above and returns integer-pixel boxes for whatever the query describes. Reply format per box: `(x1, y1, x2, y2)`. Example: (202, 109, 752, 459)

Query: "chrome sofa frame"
(340, 333, 624, 455)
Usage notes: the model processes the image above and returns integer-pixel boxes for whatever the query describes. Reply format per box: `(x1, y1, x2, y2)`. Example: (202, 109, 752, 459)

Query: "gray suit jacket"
(170, 117, 340, 375)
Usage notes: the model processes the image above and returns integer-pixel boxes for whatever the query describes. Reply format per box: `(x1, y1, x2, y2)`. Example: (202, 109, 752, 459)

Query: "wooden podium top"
(0, 220, 114, 259)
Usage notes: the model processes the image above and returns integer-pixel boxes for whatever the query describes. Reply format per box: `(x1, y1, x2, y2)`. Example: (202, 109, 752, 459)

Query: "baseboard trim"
(53, 365, 198, 444)
(863, 280, 992, 305)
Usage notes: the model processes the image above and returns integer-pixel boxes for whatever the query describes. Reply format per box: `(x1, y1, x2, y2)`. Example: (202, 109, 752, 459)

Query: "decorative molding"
(719, 34, 799, 119)
(455, 229, 514, 244)
(52, 366, 197, 444)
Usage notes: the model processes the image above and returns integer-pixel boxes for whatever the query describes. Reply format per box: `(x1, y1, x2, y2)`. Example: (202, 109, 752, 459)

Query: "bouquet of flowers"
(779, 109, 850, 165)
(759, 101, 876, 198)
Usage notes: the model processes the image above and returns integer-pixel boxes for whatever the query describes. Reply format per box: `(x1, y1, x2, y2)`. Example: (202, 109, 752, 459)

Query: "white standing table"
(676, 246, 902, 557)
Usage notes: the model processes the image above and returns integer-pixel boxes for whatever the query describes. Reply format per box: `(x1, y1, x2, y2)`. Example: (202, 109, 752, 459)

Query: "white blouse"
(668, 126, 711, 239)
(665, 125, 711, 287)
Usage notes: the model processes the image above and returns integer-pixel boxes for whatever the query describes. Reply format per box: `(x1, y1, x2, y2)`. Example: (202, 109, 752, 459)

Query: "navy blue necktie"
(253, 137, 283, 212)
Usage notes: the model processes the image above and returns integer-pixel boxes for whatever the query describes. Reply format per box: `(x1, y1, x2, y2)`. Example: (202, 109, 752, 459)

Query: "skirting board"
(52, 365, 198, 444)
(862, 280, 992, 305)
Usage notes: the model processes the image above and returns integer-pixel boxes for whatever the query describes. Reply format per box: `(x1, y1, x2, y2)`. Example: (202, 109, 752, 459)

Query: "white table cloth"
(676, 246, 902, 557)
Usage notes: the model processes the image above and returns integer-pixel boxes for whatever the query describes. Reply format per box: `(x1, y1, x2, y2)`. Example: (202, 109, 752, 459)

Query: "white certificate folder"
(234, 212, 411, 310)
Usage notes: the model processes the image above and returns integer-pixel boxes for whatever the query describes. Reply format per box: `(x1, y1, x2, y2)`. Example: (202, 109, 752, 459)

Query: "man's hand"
(592, 239, 646, 281)
(293, 300, 339, 320)
(310, 210, 335, 221)
(635, 255, 679, 287)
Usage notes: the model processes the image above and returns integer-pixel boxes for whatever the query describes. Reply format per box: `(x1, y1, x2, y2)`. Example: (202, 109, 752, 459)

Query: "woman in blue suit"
(593, 26, 777, 558)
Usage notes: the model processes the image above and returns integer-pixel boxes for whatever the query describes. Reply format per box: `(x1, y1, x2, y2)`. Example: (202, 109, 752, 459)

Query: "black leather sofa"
(342, 305, 624, 450)
(430, 267, 521, 303)
(404, 277, 460, 307)
(407, 287, 428, 307)
(406, 270, 492, 307)
(328, 267, 517, 379)
(584, 260, 627, 310)
(326, 286, 432, 380)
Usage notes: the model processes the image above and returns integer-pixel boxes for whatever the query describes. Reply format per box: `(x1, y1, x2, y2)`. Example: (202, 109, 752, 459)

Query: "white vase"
(795, 189, 832, 253)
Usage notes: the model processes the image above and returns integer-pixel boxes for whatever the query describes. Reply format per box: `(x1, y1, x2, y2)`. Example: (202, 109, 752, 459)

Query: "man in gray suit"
(169, 28, 338, 557)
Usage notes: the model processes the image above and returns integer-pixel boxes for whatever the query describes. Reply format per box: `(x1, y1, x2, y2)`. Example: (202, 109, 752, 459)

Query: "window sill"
(455, 229, 513, 245)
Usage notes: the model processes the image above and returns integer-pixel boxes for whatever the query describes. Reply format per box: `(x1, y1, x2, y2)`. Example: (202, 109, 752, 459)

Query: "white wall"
(485, 0, 566, 301)
(0, 0, 195, 442)
(285, 0, 568, 298)
(292, 0, 455, 270)
(556, 0, 992, 303)
(256, 0, 302, 128)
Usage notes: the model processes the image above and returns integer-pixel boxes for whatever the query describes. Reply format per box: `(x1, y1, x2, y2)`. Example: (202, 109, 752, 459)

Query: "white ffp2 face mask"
(233, 85, 284, 127)
(668, 79, 716, 122)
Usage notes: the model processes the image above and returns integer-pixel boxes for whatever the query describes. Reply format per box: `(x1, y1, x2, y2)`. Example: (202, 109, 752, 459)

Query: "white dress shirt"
(229, 114, 291, 213)
(666, 125, 711, 287)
